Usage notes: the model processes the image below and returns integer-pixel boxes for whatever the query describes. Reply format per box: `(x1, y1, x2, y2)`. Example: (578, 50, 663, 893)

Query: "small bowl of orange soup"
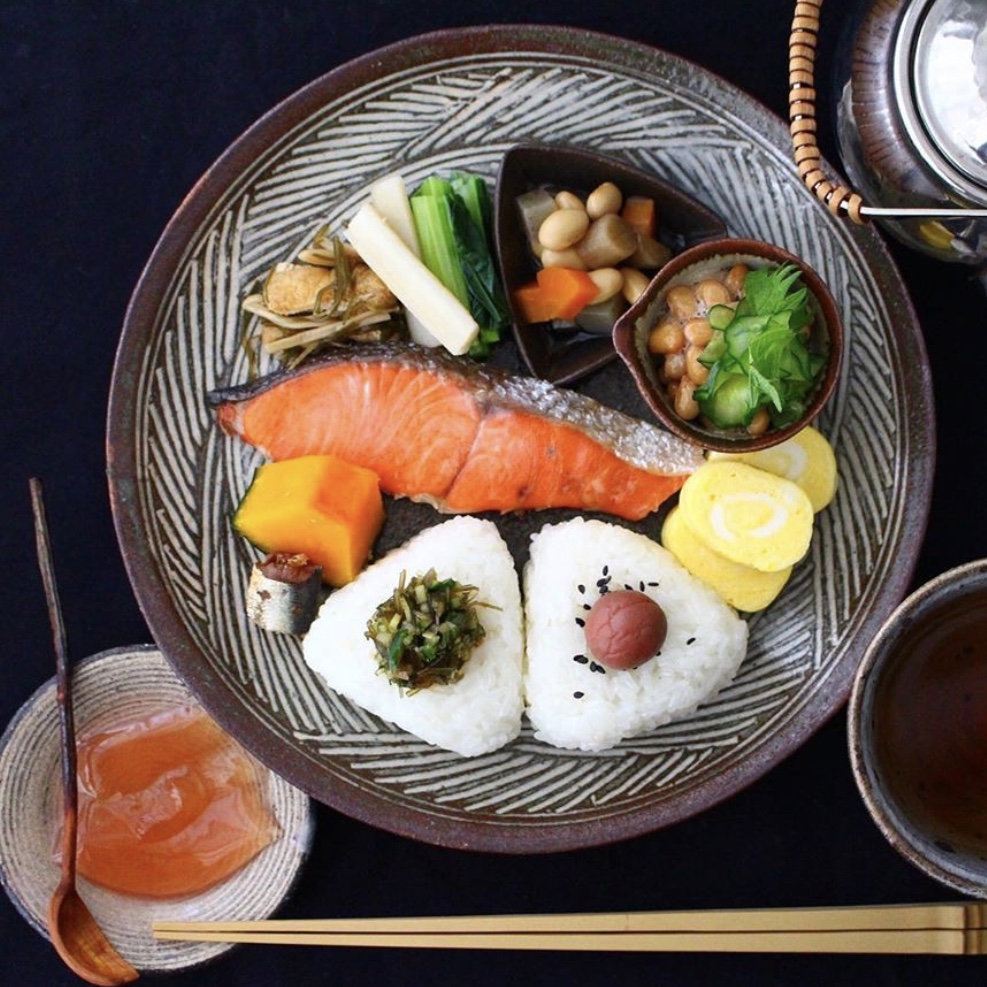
(849, 560, 987, 898)
(0, 645, 313, 974)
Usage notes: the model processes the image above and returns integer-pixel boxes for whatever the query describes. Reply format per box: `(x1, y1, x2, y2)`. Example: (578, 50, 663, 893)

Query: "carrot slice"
(535, 267, 599, 319)
(621, 196, 656, 237)
(514, 281, 558, 324)
(514, 268, 599, 322)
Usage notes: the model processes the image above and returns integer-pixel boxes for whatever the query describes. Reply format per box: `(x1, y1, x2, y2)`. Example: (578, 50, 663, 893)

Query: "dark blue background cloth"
(1, 1, 984, 985)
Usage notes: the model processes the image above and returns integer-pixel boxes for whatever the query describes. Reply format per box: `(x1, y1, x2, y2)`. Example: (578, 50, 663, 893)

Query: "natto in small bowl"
(612, 237, 842, 454)
(494, 142, 727, 385)
(848, 560, 987, 899)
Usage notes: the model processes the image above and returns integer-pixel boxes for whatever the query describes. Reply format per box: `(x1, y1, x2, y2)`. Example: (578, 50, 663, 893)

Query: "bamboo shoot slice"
(369, 174, 442, 349)
(370, 174, 421, 257)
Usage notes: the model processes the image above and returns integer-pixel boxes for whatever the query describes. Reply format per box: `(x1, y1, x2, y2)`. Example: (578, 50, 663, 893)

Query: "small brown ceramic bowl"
(494, 142, 727, 385)
(612, 237, 842, 454)
(848, 560, 987, 899)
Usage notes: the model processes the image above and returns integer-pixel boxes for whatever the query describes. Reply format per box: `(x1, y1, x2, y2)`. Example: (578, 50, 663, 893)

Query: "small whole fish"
(209, 343, 703, 521)
(245, 553, 323, 635)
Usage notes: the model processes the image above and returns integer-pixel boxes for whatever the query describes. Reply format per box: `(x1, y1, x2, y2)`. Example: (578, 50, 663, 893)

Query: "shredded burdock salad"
(241, 227, 404, 373)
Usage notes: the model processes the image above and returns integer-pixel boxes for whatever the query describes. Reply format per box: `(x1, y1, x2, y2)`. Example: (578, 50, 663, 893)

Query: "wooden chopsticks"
(153, 903, 987, 955)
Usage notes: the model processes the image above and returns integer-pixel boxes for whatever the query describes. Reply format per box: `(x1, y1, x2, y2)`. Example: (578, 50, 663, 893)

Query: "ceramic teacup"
(848, 560, 987, 898)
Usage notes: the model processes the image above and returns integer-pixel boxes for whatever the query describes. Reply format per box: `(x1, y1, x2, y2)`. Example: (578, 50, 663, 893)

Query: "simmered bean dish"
(647, 262, 824, 435)
(513, 181, 670, 332)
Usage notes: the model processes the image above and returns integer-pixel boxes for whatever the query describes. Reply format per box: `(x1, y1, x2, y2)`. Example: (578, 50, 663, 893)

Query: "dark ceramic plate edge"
(105, 26, 936, 855)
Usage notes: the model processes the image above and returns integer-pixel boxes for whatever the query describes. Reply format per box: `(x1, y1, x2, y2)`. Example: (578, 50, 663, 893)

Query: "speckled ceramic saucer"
(0, 645, 313, 974)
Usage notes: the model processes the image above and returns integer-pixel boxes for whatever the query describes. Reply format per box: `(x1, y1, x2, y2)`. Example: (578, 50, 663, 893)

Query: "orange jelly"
(72, 704, 280, 898)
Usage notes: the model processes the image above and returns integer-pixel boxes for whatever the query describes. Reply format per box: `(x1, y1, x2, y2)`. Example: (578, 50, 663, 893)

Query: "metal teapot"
(790, 0, 987, 265)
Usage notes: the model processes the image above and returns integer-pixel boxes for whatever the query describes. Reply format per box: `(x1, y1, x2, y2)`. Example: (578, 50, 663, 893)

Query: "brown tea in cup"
(872, 589, 987, 856)
(849, 561, 987, 898)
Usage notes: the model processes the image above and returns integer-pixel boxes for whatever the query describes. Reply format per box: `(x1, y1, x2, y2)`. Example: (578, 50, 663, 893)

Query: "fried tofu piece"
(264, 263, 335, 315)
(263, 262, 396, 316)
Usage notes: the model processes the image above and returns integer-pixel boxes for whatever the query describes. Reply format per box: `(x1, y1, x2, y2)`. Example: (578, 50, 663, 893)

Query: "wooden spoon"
(30, 478, 140, 986)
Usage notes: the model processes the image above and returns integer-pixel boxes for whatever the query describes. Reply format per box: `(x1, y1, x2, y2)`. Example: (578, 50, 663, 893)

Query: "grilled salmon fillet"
(210, 344, 703, 521)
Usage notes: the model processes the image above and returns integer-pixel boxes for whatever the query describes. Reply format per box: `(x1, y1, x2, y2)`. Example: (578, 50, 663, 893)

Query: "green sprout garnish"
(365, 569, 490, 693)
(694, 264, 826, 429)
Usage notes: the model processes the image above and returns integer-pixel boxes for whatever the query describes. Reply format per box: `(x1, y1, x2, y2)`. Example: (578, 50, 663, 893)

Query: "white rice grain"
(303, 516, 524, 757)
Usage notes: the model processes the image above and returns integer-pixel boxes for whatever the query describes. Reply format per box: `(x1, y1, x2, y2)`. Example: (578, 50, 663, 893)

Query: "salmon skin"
(209, 344, 704, 521)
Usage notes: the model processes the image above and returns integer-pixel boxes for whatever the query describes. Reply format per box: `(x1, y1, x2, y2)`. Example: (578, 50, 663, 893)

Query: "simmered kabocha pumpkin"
(233, 453, 384, 587)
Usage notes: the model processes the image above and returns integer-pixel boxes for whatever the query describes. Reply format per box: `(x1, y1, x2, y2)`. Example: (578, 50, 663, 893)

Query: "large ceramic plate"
(108, 26, 934, 853)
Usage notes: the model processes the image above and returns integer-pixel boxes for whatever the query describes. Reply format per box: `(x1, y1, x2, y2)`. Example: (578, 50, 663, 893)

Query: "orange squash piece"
(234, 454, 384, 586)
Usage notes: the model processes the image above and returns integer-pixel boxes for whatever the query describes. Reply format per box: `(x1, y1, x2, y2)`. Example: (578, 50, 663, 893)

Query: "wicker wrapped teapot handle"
(789, 0, 866, 222)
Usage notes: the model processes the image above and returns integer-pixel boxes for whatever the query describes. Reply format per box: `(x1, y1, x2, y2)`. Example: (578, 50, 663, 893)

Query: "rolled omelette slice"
(707, 425, 837, 513)
(661, 506, 792, 612)
(677, 460, 814, 573)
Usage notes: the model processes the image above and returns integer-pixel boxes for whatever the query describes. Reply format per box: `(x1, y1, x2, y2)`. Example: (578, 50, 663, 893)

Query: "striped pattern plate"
(0, 646, 313, 972)
(107, 27, 934, 852)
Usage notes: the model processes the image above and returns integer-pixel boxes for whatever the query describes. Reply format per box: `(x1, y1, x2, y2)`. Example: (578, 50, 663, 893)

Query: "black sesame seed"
(686, 636, 696, 645)
(575, 617, 585, 627)
(573, 654, 589, 664)
(602, 565, 609, 576)
(624, 583, 634, 591)
(573, 691, 584, 699)
(582, 603, 592, 611)
(648, 581, 659, 587)
(590, 662, 606, 674)
(639, 580, 646, 591)
(577, 584, 586, 594)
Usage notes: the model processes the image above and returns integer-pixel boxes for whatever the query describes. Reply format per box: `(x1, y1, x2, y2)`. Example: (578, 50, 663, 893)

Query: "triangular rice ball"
(523, 518, 748, 751)
(304, 516, 524, 757)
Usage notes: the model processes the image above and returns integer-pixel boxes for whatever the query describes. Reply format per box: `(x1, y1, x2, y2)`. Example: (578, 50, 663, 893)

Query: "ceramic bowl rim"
(494, 139, 728, 385)
(0, 644, 315, 971)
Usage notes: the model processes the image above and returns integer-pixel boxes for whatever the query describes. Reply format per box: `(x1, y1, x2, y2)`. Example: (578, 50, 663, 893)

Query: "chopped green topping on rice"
(365, 568, 489, 692)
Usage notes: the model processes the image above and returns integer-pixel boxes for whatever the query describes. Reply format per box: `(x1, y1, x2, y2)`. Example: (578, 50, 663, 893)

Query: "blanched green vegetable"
(410, 172, 509, 359)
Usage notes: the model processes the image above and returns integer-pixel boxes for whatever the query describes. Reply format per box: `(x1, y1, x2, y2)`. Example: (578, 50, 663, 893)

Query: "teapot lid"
(896, 0, 987, 204)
